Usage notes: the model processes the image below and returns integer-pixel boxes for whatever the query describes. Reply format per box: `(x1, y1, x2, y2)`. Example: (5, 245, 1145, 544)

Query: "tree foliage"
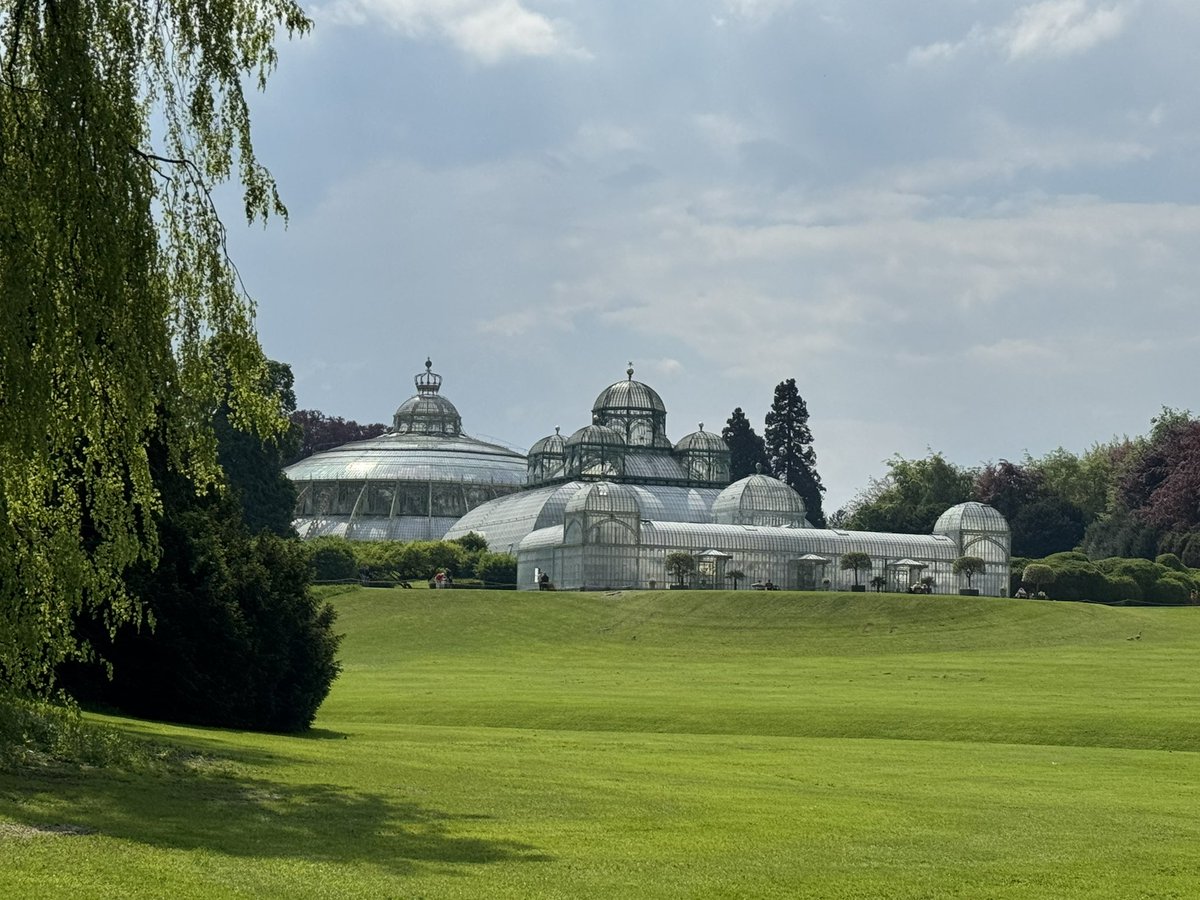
(62, 432, 340, 732)
(0, 0, 310, 694)
(763, 379, 825, 527)
(215, 358, 300, 536)
(952, 556, 986, 588)
(1120, 416, 1200, 535)
(839, 551, 871, 586)
(844, 453, 974, 534)
(665, 552, 695, 586)
(288, 410, 389, 464)
(722, 408, 770, 481)
(1021, 564, 1056, 594)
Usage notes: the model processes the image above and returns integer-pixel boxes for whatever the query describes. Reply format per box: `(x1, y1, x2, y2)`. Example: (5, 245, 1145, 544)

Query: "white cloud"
(1002, 0, 1131, 59)
(315, 0, 587, 62)
(908, 0, 1133, 66)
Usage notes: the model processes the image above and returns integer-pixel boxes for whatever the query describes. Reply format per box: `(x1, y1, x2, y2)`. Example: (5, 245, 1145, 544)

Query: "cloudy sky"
(227, 0, 1200, 512)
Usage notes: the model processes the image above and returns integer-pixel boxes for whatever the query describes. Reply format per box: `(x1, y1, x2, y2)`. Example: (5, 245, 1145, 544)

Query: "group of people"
(907, 583, 933, 594)
(431, 571, 454, 589)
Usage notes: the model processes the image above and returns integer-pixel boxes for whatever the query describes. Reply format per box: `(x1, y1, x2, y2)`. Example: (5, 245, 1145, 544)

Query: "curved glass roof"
(529, 428, 566, 457)
(565, 481, 641, 516)
(713, 473, 808, 527)
(675, 426, 726, 453)
(592, 367, 667, 416)
(285, 432, 526, 485)
(392, 359, 464, 435)
(933, 502, 1009, 535)
(566, 424, 627, 448)
(447, 480, 724, 553)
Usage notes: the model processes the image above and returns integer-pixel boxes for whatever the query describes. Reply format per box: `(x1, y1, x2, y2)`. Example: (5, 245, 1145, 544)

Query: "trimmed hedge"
(1012, 551, 1199, 603)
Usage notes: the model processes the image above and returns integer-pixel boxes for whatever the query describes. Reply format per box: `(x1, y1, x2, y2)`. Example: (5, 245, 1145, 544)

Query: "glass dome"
(564, 481, 642, 516)
(527, 427, 567, 485)
(287, 360, 526, 541)
(933, 502, 1009, 536)
(674, 424, 731, 486)
(564, 424, 626, 480)
(591, 364, 671, 449)
(712, 473, 808, 528)
(392, 359, 463, 435)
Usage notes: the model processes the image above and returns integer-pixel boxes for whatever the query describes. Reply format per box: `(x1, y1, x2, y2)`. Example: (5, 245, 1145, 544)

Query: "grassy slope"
(3, 590, 1200, 898)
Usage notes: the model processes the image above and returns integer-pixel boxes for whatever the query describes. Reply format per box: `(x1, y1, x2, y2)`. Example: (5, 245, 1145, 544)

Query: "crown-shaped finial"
(699, 422, 704, 432)
(415, 358, 442, 393)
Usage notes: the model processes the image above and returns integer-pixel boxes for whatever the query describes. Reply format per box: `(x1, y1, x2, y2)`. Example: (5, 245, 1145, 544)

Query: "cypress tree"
(764, 379, 826, 527)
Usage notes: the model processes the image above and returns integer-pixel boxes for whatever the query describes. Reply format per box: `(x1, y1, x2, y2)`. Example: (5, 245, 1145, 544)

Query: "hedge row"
(1010, 552, 1200, 604)
(302, 535, 517, 588)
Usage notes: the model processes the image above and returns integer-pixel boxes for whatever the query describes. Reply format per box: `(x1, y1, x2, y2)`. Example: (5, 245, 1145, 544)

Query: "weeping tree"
(0, 0, 310, 695)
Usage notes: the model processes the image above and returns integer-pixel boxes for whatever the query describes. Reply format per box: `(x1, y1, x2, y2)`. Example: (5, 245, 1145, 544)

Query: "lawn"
(3, 589, 1199, 898)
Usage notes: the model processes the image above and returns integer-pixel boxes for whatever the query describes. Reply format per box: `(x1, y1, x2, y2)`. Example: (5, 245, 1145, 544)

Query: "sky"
(225, 0, 1200, 513)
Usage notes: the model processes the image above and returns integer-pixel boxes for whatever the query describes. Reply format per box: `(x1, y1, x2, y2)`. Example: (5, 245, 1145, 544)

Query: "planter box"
(960, 588, 980, 596)
(850, 584, 867, 592)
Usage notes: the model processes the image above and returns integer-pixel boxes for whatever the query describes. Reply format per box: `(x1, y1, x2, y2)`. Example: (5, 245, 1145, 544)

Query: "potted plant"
(919, 574, 936, 594)
(952, 556, 986, 596)
(726, 568, 746, 590)
(869, 574, 887, 593)
(840, 552, 871, 592)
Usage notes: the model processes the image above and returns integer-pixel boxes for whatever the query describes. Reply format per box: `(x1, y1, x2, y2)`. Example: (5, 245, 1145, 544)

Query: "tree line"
(829, 407, 1200, 566)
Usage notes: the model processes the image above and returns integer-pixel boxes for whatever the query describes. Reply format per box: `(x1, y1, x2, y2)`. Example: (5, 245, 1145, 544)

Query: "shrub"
(1156, 552, 1186, 572)
(475, 552, 517, 588)
(63, 494, 341, 732)
(305, 538, 359, 581)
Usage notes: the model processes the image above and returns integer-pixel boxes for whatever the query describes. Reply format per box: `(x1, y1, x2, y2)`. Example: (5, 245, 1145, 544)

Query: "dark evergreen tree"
(215, 359, 301, 537)
(763, 380, 826, 526)
(61, 426, 341, 732)
(722, 408, 770, 480)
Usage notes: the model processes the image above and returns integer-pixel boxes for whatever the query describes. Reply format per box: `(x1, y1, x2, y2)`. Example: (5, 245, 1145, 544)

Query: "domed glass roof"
(392, 359, 463, 435)
(564, 481, 641, 516)
(933, 502, 1009, 535)
(529, 427, 566, 457)
(592, 365, 667, 417)
(712, 473, 808, 528)
(675, 425, 726, 453)
(566, 423, 627, 448)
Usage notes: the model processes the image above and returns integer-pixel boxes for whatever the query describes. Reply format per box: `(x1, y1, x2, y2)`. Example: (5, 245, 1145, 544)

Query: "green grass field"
(4, 589, 1200, 898)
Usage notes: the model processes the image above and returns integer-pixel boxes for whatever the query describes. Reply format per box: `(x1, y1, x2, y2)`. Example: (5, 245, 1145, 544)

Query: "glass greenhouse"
(285, 360, 527, 541)
(518, 487, 1011, 596)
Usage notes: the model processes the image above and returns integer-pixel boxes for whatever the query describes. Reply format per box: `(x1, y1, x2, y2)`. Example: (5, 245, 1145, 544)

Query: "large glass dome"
(286, 361, 526, 541)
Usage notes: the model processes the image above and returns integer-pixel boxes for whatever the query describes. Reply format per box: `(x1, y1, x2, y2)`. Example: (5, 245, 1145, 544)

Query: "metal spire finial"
(626, 361, 634, 380)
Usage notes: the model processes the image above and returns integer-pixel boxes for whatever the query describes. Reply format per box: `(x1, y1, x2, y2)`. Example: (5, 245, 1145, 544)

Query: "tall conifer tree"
(764, 379, 826, 527)
(722, 408, 770, 480)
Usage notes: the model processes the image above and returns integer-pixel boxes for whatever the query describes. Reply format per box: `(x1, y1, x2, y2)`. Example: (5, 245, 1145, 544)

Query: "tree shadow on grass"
(0, 762, 552, 875)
